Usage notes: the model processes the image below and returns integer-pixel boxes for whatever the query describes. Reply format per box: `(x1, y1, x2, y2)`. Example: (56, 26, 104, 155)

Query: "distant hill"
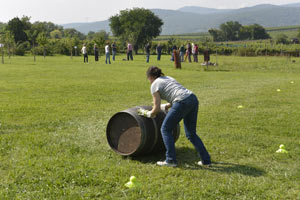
(177, 6, 233, 14)
(62, 21, 109, 34)
(283, 3, 300, 7)
(62, 3, 300, 35)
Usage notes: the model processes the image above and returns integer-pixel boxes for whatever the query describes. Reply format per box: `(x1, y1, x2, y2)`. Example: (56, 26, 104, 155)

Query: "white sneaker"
(157, 161, 177, 167)
(197, 161, 212, 167)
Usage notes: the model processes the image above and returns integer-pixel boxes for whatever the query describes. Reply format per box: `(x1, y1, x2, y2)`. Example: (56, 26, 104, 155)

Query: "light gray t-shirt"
(151, 76, 192, 104)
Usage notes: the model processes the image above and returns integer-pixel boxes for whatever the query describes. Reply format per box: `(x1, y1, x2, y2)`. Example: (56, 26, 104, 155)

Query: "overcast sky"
(0, 0, 299, 24)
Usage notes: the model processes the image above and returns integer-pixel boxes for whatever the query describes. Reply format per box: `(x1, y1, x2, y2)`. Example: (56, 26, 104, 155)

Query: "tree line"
(0, 8, 163, 59)
(0, 16, 110, 58)
(209, 21, 270, 42)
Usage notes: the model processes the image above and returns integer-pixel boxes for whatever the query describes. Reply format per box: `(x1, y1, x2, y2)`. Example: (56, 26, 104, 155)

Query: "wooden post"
(216, 50, 218, 66)
(8, 44, 11, 59)
(1, 45, 4, 64)
(43, 47, 46, 59)
(265, 43, 267, 57)
(174, 50, 181, 69)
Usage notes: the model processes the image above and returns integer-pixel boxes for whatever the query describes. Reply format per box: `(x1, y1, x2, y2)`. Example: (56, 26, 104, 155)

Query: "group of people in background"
(81, 42, 205, 64)
(80, 41, 137, 64)
(178, 43, 199, 63)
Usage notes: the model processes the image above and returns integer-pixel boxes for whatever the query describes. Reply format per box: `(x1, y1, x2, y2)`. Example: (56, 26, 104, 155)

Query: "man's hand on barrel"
(137, 108, 152, 118)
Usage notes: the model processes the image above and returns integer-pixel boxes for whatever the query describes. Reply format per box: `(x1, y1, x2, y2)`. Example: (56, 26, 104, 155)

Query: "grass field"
(0, 54, 300, 199)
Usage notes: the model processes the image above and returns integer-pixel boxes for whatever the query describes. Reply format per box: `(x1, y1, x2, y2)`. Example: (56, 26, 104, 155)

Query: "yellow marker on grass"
(125, 176, 141, 189)
(276, 144, 288, 154)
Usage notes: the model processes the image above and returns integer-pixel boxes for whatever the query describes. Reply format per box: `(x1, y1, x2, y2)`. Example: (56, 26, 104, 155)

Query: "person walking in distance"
(138, 66, 212, 167)
(127, 42, 133, 61)
(156, 43, 162, 61)
(193, 44, 199, 63)
(81, 44, 88, 63)
(105, 43, 111, 64)
(145, 42, 151, 63)
(112, 42, 117, 61)
(171, 45, 177, 61)
(187, 43, 192, 63)
(179, 44, 185, 62)
(94, 44, 99, 62)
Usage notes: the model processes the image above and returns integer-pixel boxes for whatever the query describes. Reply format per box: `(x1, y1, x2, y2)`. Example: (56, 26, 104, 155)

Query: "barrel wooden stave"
(106, 106, 180, 156)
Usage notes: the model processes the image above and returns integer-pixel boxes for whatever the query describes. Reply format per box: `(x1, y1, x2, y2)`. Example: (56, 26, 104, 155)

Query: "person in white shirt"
(127, 42, 133, 61)
(81, 44, 88, 63)
(105, 43, 111, 64)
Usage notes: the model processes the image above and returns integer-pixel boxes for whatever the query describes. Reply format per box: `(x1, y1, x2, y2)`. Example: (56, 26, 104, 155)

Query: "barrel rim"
(106, 111, 146, 156)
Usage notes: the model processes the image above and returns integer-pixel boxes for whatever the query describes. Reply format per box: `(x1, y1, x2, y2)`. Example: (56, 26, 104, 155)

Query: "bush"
(15, 42, 30, 56)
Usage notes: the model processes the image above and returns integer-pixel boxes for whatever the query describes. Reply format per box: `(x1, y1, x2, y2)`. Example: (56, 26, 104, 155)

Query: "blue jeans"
(157, 52, 161, 61)
(171, 53, 174, 61)
(112, 51, 116, 61)
(180, 52, 184, 62)
(105, 52, 111, 64)
(161, 94, 211, 164)
(146, 53, 150, 63)
(127, 51, 133, 60)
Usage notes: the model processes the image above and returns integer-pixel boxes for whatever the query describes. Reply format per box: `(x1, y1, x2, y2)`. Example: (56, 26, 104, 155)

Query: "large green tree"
(208, 29, 225, 42)
(109, 8, 163, 54)
(220, 21, 242, 41)
(209, 21, 270, 42)
(249, 24, 270, 40)
(239, 26, 252, 40)
(6, 17, 28, 43)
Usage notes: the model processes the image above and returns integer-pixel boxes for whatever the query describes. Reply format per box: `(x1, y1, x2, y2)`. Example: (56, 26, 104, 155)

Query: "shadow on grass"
(204, 161, 265, 177)
(203, 69, 230, 72)
(129, 146, 265, 177)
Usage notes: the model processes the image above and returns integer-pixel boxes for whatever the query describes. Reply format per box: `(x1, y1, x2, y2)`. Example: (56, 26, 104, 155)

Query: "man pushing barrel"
(138, 66, 211, 167)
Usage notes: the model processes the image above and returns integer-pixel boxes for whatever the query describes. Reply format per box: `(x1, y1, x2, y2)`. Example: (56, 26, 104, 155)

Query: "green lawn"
(0, 54, 300, 199)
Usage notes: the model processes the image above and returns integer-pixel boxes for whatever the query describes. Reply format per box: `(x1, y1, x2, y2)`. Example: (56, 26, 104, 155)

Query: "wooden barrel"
(106, 106, 180, 156)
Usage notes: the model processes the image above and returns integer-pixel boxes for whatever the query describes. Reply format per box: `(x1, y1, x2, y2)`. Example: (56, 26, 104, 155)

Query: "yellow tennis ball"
(130, 176, 136, 182)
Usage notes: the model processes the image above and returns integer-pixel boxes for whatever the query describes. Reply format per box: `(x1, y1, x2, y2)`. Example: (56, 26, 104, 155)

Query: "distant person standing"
(204, 49, 210, 65)
(94, 44, 99, 62)
(145, 43, 151, 63)
(127, 42, 133, 61)
(187, 43, 192, 63)
(191, 43, 195, 57)
(193, 44, 199, 63)
(105, 43, 111, 64)
(112, 42, 117, 61)
(156, 43, 162, 61)
(171, 45, 177, 61)
(179, 44, 185, 62)
(81, 44, 88, 63)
